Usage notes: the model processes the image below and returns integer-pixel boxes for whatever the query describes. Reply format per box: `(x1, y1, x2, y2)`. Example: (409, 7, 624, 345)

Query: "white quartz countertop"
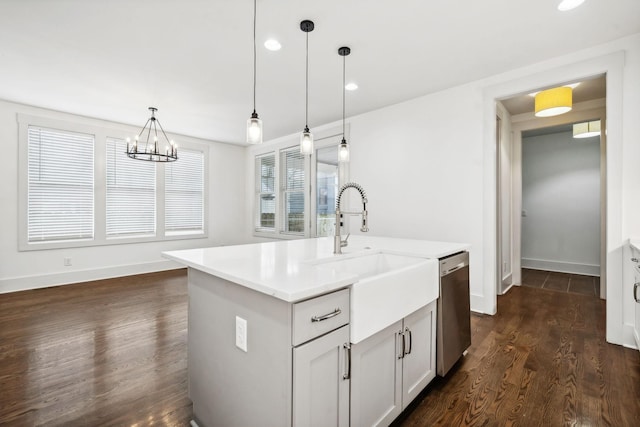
(162, 235, 470, 302)
(630, 239, 640, 251)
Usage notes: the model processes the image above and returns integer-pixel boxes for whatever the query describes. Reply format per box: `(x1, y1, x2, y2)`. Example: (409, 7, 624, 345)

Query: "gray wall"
(521, 130, 600, 275)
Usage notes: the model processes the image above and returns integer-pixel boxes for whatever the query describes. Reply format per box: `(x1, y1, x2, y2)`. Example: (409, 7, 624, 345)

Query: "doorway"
(496, 75, 607, 299)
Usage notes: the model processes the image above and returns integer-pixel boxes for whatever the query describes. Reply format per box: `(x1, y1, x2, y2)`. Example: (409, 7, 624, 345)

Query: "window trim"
(18, 114, 209, 251)
(249, 125, 349, 240)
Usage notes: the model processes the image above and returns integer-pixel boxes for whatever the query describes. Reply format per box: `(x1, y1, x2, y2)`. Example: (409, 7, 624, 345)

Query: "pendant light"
(534, 86, 572, 117)
(126, 107, 177, 162)
(246, 0, 262, 144)
(299, 20, 314, 155)
(338, 46, 351, 163)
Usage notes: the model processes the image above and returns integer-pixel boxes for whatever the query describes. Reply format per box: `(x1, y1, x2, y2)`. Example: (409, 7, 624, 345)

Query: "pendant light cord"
(305, 31, 309, 129)
(252, 0, 257, 113)
(342, 54, 346, 137)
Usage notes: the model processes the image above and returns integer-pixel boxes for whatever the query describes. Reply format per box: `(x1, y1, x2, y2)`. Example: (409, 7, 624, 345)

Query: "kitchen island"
(163, 236, 470, 427)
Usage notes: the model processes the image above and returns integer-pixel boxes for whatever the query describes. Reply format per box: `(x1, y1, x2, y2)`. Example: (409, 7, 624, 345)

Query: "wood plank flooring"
(397, 285, 640, 426)
(1, 270, 639, 426)
(0, 270, 191, 426)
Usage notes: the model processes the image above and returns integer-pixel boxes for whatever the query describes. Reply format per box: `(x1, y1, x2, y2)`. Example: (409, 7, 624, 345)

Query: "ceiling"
(1, 1, 638, 145)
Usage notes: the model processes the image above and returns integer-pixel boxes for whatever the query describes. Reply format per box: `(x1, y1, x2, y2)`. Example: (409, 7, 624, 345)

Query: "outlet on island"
(235, 316, 247, 352)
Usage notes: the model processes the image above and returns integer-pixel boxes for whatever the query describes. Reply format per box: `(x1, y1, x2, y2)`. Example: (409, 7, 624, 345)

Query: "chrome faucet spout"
(334, 182, 369, 254)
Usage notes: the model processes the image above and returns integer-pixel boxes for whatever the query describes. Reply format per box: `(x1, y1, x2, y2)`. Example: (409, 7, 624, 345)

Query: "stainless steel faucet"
(334, 182, 369, 254)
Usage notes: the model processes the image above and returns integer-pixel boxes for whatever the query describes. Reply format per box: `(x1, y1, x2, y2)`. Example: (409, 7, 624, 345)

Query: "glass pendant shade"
(338, 139, 350, 163)
(573, 120, 601, 138)
(534, 87, 572, 117)
(247, 113, 262, 144)
(300, 127, 314, 155)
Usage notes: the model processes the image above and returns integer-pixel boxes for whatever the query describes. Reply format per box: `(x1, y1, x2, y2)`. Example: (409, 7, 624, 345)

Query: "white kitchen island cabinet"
(163, 236, 470, 427)
(188, 268, 351, 427)
(350, 300, 437, 427)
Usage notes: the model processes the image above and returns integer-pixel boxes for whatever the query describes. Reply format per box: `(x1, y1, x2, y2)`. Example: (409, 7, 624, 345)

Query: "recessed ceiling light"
(528, 82, 580, 97)
(558, 0, 585, 11)
(345, 82, 358, 91)
(264, 39, 281, 51)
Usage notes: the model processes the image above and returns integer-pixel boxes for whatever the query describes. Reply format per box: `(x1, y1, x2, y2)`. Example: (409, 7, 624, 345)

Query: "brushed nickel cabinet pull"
(634, 283, 640, 303)
(405, 327, 413, 355)
(342, 343, 351, 380)
(398, 330, 405, 359)
(311, 308, 341, 322)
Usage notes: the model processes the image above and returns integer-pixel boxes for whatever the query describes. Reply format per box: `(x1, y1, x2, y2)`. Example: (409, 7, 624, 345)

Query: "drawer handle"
(635, 283, 640, 303)
(398, 330, 405, 359)
(311, 308, 341, 322)
(632, 258, 639, 263)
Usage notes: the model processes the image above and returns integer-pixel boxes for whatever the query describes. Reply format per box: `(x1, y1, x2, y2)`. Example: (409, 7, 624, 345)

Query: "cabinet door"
(293, 325, 350, 427)
(350, 320, 403, 427)
(633, 249, 640, 350)
(402, 301, 437, 408)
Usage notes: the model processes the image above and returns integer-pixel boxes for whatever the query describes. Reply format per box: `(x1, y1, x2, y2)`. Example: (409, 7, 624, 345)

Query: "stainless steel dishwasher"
(437, 251, 471, 376)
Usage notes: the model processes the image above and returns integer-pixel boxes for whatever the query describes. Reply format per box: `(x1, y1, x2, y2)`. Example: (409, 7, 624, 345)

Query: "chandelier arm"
(136, 118, 152, 140)
(155, 119, 172, 149)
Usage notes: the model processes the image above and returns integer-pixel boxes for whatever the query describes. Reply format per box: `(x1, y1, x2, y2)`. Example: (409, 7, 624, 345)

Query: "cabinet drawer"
(293, 289, 350, 346)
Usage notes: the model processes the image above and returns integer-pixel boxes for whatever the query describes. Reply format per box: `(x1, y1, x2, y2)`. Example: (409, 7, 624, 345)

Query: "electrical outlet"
(64, 257, 72, 266)
(235, 316, 247, 352)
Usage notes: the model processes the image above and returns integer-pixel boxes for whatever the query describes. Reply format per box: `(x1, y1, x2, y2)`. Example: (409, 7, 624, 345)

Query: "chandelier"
(126, 107, 178, 162)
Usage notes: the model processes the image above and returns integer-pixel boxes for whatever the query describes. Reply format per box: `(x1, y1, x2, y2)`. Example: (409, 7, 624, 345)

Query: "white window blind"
(256, 153, 276, 230)
(106, 137, 156, 236)
(165, 148, 204, 234)
(281, 147, 305, 234)
(27, 126, 94, 242)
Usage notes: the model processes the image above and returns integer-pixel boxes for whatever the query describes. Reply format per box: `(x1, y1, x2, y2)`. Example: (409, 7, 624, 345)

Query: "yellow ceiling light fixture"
(573, 120, 601, 138)
(534, 86, 573, 117)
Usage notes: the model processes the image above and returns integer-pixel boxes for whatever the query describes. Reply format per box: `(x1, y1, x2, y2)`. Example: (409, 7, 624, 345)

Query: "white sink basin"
(313, 251, 439, 343)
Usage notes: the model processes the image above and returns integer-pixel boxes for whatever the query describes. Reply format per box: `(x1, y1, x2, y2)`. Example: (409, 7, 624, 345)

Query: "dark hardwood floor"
(1, 270, 639, 426)
(398, 285, 640, 426)
(0, 270, 191, 426)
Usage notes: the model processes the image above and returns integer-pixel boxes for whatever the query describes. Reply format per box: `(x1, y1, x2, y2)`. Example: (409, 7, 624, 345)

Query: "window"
(106, 137, 156, 237)
(27, 126, 94, 243)
(315, 146, 339, 237)
(19, 114, 208, 250)
(165, 148, 204, 235)
(256, 153, 276, 230)
(281, 147, 305, 234)
(252, 131, 347, 239)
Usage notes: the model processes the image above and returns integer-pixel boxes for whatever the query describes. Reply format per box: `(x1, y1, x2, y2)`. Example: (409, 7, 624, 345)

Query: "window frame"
(250, 126, 349, 240)
(18, 114, 209, 251)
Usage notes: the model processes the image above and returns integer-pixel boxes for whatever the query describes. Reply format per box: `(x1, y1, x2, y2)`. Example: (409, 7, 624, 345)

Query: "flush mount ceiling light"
(558, 0, 585, 11)
(126, 107, 177, 162)
(264, 39, 281, 51)
(246, 0, 263, 144)
(338, 46, 351, 163)
(299, 20, 315, 155)
(573, 120, 601, 138)
(534, 86, 573, 117)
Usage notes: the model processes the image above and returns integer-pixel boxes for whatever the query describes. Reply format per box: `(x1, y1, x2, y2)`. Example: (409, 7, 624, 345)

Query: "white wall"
(521, 131, 601, 275)
(0, 100, 248, 293)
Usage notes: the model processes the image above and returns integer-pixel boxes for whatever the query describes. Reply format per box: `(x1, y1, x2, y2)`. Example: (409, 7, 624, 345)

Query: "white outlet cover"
(235, 316, 247, 352)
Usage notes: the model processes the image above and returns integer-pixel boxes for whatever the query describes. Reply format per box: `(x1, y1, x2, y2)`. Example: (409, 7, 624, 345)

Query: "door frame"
(482, 51, 625, 345)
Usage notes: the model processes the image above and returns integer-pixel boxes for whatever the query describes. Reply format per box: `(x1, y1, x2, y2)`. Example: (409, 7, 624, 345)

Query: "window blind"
(256, 153, 276, 229)
(106, 138, 156, 236)
(27, 126, 94, 242)
(165, 148, 204, 234)
(281, 147, 305, 233)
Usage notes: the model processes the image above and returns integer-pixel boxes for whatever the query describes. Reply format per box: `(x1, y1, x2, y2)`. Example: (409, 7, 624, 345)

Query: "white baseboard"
(521, 258, 600, 276)
(470, 293, 495, 315)
(622, 323, 639, 350)
(0, 260, 183, 294)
